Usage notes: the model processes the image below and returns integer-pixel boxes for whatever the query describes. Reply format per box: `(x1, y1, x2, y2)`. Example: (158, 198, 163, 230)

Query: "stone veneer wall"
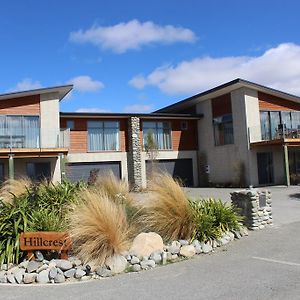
(127, 117, 142, 191)
(231, 189, 272, 230)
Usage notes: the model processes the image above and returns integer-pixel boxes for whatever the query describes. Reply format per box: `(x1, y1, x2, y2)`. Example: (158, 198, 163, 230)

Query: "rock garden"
(0, 173, 249, 285)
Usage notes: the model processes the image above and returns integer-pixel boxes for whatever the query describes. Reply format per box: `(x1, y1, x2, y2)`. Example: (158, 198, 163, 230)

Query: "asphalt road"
(1, 187, 300, 300)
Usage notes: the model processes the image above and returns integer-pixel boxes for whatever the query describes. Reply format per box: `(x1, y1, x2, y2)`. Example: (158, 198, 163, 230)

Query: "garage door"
(66, 161, 121, 182)
(146, 159, 194, 187)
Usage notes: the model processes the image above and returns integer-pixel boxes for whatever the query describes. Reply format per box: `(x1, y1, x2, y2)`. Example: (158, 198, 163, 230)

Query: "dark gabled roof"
(155, 78, 300, 113)
(0, 85, 73, 101)
(60, 112, 203, 119)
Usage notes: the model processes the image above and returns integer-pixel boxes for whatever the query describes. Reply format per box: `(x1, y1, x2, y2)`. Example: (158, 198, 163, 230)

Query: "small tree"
(144, 130, 159, 178)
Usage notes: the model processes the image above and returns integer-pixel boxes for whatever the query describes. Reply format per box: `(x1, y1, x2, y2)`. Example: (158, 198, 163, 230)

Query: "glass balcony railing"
(248, 125, 300, 143)
(0, 128, 70, 149)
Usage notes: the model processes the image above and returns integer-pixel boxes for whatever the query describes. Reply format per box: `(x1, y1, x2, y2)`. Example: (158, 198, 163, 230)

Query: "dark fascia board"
(0, 85, 73, 102)
(155, 78, 300, 113)
(60, 112, 203, 120)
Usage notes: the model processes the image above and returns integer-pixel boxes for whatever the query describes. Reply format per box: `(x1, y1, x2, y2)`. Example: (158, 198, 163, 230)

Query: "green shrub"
(0, 180, 84, 265)
(189, 198, 243, 242)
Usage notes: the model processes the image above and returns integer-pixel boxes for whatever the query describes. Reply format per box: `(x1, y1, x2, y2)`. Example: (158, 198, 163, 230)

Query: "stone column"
(127, 117, 142, 191)
(231, 188, 272, 230)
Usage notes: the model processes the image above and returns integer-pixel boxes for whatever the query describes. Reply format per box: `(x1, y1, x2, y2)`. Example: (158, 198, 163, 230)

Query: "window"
(213, 114, 234, 146)
(87, 121, 120, 151)
(143, 121, 172, 150)
(66, 120, 75, 130)
(260, 111, 300, 140)
(0, 115, 40, 148)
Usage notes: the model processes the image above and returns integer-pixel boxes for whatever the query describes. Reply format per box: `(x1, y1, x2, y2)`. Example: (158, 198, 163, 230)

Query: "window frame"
(87, 120, 120, 152)
(213, 114, 234, 146)
(142, 121, 172, 150)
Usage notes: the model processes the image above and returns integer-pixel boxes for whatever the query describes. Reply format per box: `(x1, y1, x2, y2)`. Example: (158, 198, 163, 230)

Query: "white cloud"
(67, 75, 104, 92)
(129, 43, 300, 96)
(75, 108, 110, 113)
(8, 78, 43, 92)
(123, 104, 153, 113)
(69, 19, 196, 53)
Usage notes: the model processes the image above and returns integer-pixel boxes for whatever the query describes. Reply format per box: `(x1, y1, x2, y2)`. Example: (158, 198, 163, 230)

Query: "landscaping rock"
(192, 240, 202, 253)
(105, 255, 127, 274)
(202, 243, 213, 253)
(36, 269, 50, 284)
(132, 264, 141, 272)
(96, 267, 113, 277)
(37, 264, 48, 273)
(125, 255, 132, 261)
(14, 269, 25, 284)
(49, 267, 58, 279)
(162, 252, 167, 265)
(64, 268, 76, 278)
(140, 260, 155, 270)
(233, 230, 242, 239)
(48, 260, 56, 268)
(7, 274, 16, 284)
(178, 240, 189, 246)
(55, 260, 73, 271)
(169, 241, 181, 254)
(35, 251, 44, 262)
(0, 272, 7, 283)
(54, 273, 65, 283)
(171, 254, 178, 261)
(19, 261, 29, 269)
(72, 259, 82, 267)
(23, 273, 37, 284)
(130, 256, 140, 265)
(150, 251, 162, 264)
(129, 232, 164, 257)
(27, 261, 42, 273)
(220, 238, 229, 246)
(180, 245, 196, 257)
(75, 269, 86, 279)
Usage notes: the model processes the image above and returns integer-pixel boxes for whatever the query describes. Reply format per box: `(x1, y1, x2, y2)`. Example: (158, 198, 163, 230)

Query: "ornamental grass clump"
(68, 189, 134, 266)
(141, 173, 194, 241)
(93, 171, 132, 205)
(0, 177, 32, 204)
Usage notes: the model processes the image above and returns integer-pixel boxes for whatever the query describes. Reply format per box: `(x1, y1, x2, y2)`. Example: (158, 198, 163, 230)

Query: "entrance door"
(257, 152, 274, 185)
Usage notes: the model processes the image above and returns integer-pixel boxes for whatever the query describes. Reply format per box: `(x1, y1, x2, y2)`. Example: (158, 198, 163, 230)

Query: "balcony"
(249, 125, 300, 147)
(0, 128, 70, 153)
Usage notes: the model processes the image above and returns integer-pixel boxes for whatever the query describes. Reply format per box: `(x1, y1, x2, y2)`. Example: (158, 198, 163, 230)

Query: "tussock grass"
(141, 173, 194, 241)
(93, 171, 133, 205)
(0, 178, 32, 204)
(68, 189, 134, 266)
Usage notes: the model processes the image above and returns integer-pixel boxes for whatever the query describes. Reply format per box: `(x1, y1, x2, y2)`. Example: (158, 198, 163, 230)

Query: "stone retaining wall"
(231, 189, 272, 230)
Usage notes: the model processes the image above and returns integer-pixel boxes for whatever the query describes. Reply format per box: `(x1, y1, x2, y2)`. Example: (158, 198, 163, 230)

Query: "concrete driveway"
(1, 186, 300, 299)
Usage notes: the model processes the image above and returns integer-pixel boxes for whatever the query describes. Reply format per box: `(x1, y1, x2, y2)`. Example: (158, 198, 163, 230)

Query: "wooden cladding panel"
(60, 117, 127, 153)
(0, 95, 40, 115)
(172, 119, 198, 151)
(258, 92, 300, 111)
(211, 93, 232, 117)
(140, 119, 198, 151)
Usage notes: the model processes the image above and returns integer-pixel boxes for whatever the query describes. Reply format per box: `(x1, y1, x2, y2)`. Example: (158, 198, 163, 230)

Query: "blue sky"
(1, 0, 300, 113)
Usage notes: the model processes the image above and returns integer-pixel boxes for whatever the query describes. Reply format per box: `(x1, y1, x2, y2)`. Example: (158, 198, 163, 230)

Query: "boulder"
(14, 269, 25, 284)
(7, 274, 16, 284)
(132, 264, 141, 272)
(150, 251, 162, 264)
(179, 245, 196, 257)
(54, 273, 65, 283)
(105, 255, 127, 274)
(130, 232, 164, 257)
(74, 269, 86, 279)
(169, 241, 181, 254)
(64, 268, 76, 278)
(130, 256, 140, 265)
(0, 271, 7, 283)
(96, 267, 113, 277)
(202, 243, 213, 253)
(34, 251, 44, 262)
(49, 267, 58, 279)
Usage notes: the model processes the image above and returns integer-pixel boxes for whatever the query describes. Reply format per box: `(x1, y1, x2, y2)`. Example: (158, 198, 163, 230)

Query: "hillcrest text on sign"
(20, 232, 72, 260)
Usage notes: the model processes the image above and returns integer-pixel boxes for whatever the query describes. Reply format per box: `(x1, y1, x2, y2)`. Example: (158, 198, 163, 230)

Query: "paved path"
(1, 186, 300, 300)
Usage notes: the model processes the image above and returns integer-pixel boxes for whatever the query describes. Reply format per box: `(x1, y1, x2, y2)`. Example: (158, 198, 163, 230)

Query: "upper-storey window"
(66, 120, 75, 130)
(213, 114, 234, 146)
(0, 115, 40, 148)
(87, 121, 120, 151)
(260, 111, 300, 140)
(143, 121, 172, 150)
